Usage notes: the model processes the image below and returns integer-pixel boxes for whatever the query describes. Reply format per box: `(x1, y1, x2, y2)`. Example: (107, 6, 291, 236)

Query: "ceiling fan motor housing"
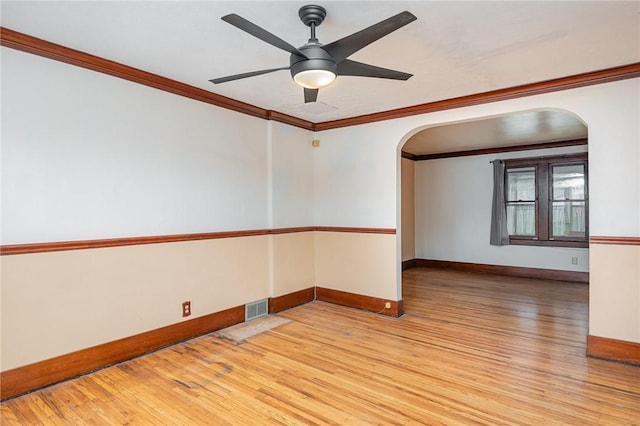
(289, 44, 337, 78)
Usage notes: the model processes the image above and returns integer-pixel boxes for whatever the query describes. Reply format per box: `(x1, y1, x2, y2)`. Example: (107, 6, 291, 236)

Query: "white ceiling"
(403, 109, 587, 155)
(2, 1, 639, 125)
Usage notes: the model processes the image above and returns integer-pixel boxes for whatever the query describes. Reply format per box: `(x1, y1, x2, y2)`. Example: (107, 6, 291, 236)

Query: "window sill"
(509, 238, 589, 248)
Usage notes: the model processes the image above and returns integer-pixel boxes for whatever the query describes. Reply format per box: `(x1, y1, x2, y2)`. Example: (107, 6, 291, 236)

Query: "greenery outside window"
(505, 153, 588, 248)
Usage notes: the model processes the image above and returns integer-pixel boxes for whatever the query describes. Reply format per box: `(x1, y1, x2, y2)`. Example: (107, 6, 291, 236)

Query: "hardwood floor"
(2, 268, 639, 425)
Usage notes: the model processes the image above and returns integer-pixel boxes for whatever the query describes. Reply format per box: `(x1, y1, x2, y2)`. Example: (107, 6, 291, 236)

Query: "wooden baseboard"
(2, 282, 633, 403)
(316, 287, 403, 317)
(408, 259, 589, 284)
(269, 288, 315, 313)
(0, 305, 245, 401)
(402, 259, 417, 271)
(587, 335, 640, 366)
(1, 286, 402, 400)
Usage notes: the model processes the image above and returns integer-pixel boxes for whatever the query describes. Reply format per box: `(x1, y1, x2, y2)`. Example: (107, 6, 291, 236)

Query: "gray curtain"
(490, 160, 509, 246)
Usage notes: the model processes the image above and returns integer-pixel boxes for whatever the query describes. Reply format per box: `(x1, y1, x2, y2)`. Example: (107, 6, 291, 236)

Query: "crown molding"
(404, 138, 588, 161)
(2, 27, 639, 132)
(314, 63, 640, 131)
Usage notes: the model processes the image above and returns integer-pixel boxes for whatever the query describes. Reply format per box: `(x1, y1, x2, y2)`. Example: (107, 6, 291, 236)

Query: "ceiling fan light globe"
(293, 69, 336, 89)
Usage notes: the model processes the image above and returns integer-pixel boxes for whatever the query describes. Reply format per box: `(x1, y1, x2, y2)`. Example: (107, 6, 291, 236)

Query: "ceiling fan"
(210, 4, 417, 103)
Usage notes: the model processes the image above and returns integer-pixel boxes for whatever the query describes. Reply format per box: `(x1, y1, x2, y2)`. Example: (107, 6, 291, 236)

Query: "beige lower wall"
(315, 232, 397, 301)
(6, 232, 637, 373)
(271, 232, 315, 297)
(589, 243, 640, 343)
(0, 236, 271, 371)
(1, 230, 394, 372)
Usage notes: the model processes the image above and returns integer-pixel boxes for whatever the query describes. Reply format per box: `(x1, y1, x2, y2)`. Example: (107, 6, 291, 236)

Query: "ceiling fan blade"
(337, 59, 412, 80)
(304, 88, 319, 103)
(222, 14, 308, 58)
(324, 11, 417, 63)
(210, 67, 289, 84)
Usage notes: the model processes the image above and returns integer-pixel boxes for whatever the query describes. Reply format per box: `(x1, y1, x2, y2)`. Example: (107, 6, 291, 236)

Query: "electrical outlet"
(182, 301, 191, 317)
(571, 257, 579, 265)
(385, 302, 391, 309)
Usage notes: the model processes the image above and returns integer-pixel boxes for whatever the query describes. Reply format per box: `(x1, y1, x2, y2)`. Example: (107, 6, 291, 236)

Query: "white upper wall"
(315, 79, 640, 238)
(314, 123, 402, 228)
(1, 48, 270, 244)
(270, 122, 314, 228)
(585, 82, 640, 237)
(414, 145, 589, 272)
(4, 46, 637, 243)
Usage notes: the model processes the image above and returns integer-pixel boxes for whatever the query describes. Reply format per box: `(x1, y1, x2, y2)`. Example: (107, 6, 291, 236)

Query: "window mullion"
(538, 162, 550, 241)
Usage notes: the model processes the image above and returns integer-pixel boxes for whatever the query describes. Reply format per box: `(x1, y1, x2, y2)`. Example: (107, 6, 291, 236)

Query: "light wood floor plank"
(2, 268, 639, 425)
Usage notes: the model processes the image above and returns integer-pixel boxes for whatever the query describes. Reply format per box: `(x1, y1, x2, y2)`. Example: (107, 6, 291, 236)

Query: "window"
(505, 153, 588, 247)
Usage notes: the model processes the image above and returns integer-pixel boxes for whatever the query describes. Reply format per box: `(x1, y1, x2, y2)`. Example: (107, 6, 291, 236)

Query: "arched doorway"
(398, 108, 589, 302)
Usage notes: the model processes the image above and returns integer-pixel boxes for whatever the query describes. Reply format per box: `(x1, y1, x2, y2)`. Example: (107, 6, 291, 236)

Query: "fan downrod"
(298, 5, 327, 27)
